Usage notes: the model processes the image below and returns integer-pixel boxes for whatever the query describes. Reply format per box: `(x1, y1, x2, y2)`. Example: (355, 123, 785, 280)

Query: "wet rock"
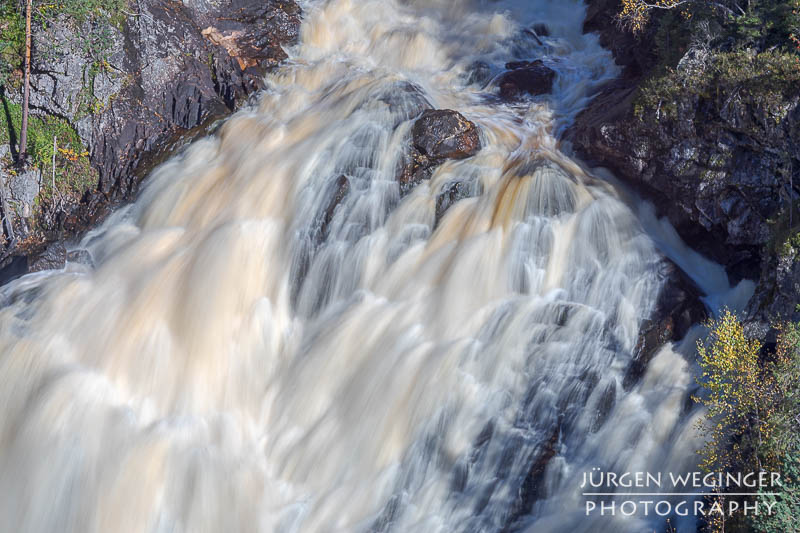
(582, 0, 657, 78)
(532, 23, 550, 37)
(0, 255, 28, 286)
(374, 81, 432, 124)
(319, 174, 350, 240)
(496, 60, 556, 100)
(465, 61, 492, 87)
(411, 109, 481, 161)
(396, 109, 481, 195)
(623, 260, 707, 390)
(28, 242, 67, 273)
(591, 382, 617, 432)
(505, 424, 561, 528)
(435, 178, 483, 224)
(0, 241, 68, 285)
(66, 249, 95, 267)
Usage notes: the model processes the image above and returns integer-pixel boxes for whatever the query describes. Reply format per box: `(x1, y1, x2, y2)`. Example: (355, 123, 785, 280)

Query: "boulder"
(496, 60, 556, 100)
(434, 178, 483, 225)
(9, 168, 40, 219)
(622, 260, 708, 390)
(531, 23, 550, 37)
(396, 109, 481, 194)
(28, 242, 67, 273)
(411, 109, 481, 161)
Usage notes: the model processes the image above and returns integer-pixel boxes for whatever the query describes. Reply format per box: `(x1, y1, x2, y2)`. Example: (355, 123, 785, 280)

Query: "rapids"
(0, 0, 750, 531)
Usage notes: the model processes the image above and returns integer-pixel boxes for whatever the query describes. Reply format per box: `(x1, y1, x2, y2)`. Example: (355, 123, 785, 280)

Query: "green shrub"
(1, 94, 96, 203)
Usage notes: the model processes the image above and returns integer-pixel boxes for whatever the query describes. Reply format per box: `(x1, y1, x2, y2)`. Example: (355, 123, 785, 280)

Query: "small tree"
(695, 312, 800, 532)
(18, 0, 31, 162)
(695, 310, 769, 475)
(617, 0, 692, 33)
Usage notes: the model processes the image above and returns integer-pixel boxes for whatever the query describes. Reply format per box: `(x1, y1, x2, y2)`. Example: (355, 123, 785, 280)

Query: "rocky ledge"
(570, 0, 800, 339)
(0, 0, 301, 282)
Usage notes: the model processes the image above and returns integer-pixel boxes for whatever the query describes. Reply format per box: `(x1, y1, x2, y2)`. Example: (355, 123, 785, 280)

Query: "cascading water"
(0, 0, 750, 531)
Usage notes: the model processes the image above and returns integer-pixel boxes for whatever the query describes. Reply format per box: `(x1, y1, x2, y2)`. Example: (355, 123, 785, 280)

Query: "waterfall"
(0, 0, 741, 531)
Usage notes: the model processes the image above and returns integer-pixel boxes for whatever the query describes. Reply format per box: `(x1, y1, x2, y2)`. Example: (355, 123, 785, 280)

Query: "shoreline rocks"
(0, 0, 301, 284)
(572, 0, 800, 338)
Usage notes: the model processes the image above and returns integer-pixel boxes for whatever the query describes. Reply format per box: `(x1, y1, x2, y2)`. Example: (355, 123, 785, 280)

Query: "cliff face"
(0, 0, 300, 280)
(571, 0, 800, 338)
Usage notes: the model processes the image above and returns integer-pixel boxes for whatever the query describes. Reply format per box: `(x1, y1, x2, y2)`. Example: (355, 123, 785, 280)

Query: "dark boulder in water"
(622, 260, 708, 390)
(532, 23, 550, 37)
(411, 109, 481, 161)
(397, 109, 481, 194)
(434, 178, 483, 225)
(28, 242, 67, 274)
(497, 60, 556, 100)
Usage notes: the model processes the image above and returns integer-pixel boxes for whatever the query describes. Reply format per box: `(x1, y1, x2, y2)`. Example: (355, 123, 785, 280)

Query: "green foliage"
(695, 310, 767, 474)
(695, 314, 800, 532)
(751, 322, 800, 532)
(621, 0, 800, 58)
(0, 0, 25, 86)
(756, 453, 800, 533)
(634, 49, 800, 122)
(0, 0, 126, 88)
(726, 0, 800, 53)
(0, 94, 96, 203)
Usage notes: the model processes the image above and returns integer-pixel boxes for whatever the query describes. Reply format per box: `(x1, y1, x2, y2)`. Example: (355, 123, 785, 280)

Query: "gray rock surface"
(9, 168, 41, 218)
(573, 0, 800, 337)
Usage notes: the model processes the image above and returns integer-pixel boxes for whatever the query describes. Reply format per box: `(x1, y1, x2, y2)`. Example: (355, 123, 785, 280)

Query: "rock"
(396, 148, 434, 195)
(319, 175, 350, 240)
(435, 178, 483, 224)
(574, 0, 800, 338)
(25, 0, 301, 223)
(568, 67, 798, 283)
(496, 60, 556, 100)
(29, 15, 125, 133)
(0, 0, 301, 288)
(582, 0, 657, 78)
(9, 168, 41, 219)
(0, 255, 28, 286)
(505, 424, 561, 528)
(745, 244, 800, 341)
(28, 242, 67, 273)
(622, 260, 707, 390)
(412, 109, 481, 160)
(396, 109, 481, 194)
(87, 0, 301, 200)
(465, 61, 492, 87)
(0, 241, 68, 285)
(66, 249, 95, 267)
(531, 23, 550, 37)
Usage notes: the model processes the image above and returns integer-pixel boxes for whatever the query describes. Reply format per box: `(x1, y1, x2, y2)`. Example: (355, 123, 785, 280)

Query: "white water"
(0, 1, 742, 531)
